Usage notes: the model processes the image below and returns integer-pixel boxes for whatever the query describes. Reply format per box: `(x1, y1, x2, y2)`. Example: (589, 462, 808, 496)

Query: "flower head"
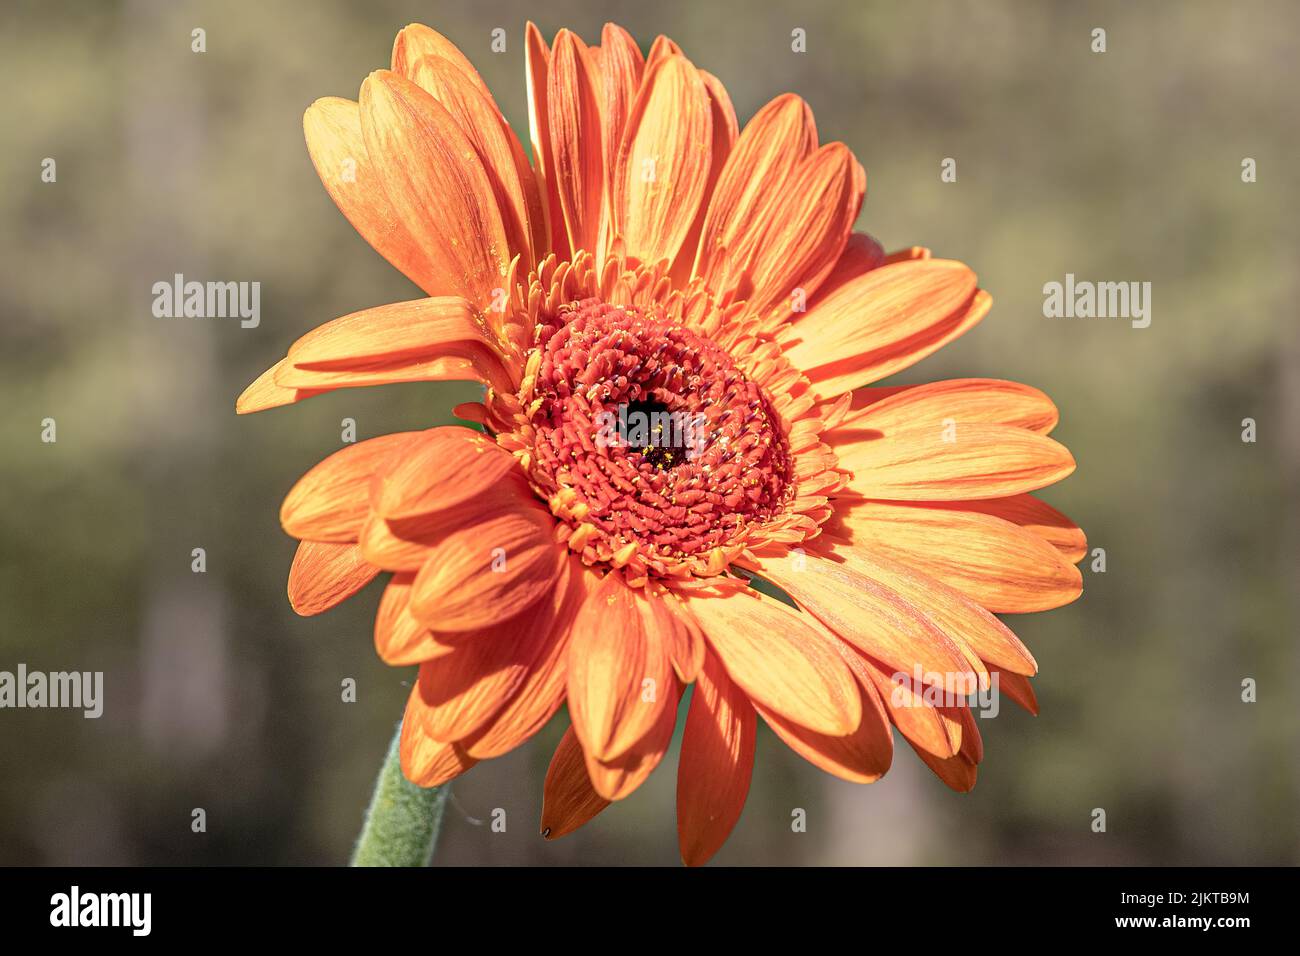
(239, 21, 1084, 865)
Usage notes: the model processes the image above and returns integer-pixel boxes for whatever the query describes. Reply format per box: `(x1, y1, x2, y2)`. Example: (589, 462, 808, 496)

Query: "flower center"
(524, 297, 794, 578)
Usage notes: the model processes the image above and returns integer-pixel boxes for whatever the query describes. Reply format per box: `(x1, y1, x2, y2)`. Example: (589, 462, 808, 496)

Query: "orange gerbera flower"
(238, 21, 1084, 865)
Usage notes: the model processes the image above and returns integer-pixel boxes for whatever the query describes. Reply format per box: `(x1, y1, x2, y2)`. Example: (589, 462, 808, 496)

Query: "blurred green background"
(2, 0, 1297, 865)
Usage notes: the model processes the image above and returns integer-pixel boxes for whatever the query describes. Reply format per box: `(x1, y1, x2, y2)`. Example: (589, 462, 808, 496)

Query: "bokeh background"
(2, 0, 1297, 866)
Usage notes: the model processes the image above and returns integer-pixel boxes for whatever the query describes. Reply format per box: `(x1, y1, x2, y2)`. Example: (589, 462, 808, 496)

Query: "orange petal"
(746, 142, 865, 324)
(779, 259, 987, 398)
(599, 23, 646, 213)
(923, 495, 1087, 563)
(837, 423, 1076, 501)
(693, 94, 817, 287)
(302, 97, 442, 295)
(464, 557, 596, 759)
(856, 653, 961, 759)
(541, 725, 610, 839)
(746, 549, 979, 694)
(286, 541, 378, 616)
(272, 353, 503, 398)
(374, 573, 452, 665)
(274, 297, 512, 394)
(407, 55, 537, 267)
(407, 501, 562, 631)
(831, 500, 1083, 613)
(391, 23, 492, 101)
(357, 511, 438, 572)
(399, 682, 478, 786)
(956, 704, 983, 764)
(410, 604, 558, 742)
(884, 245, 932, 264)
(583, 677, 680, 801)
(755, 672, 893, 784)
(566, 572, 675, 761)
(991, 667, 1039, 715)
(909, 738, 978, 792)
(370, 426, 519, 521)
(359, 70, 509, 311)
(687, 587, 861, 736)
(235, 358, 326, 415)
(612, 54, 712, 266)
(670, 68, 738, 284)
(827, 378, 1060, 439)
(804, 231, 887, 304)
(525, 22, 568, 259)
(661, 592, 706, 683)
(547, 30, 605, 258)
(358, 474, 537, 573)
(815, 538, 1038, 676)
(676, 651, 756, 867)
(645, 34, 684, 68)
(280, 432, 416, 543)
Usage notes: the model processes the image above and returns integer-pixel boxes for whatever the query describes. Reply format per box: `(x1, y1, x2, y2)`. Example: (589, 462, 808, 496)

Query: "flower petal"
(407, 501, 563, 631)
(676, 650, 755, 867)
(280, 433, 417, 543)
(357, 475, 536, 573)
(370, 426, 520, 521)
(582, 680, 680, 802)
(410, 605, 557, 742)
(856, 652, 961, 759)
(302, 97, 442, 295)
(833, 499, 1082, 613)
(693, 94, 817, 287)
(923, 495, 1087, 563)
(613, 54, 712, 266)
(273, 297, 512, 395)
(827, 378, 1060, 439)
(399, 682, 478, 786)
(661, 591, 706, 683)
(755, 670, 892, 785)
(547, 30, 605, 258)
(391, 23, 492, 100)
(806, 231, 887, 303)
(670, 68, 738, 284)
(599, 23, 646, 215)
(909, 738, 978, 792)
(235, 358, 327, 415)
(566, 572, 675, 762)
(779, 259, 987, 398)
(687, 587, 861, 736)
(746, 142, 865, 325)
(286, 541, 378, 616)
(357, 512, 438, 572)
(909, 706, 981, 792)
(645, 35, 683, 68)
(359, 70, 510, 311)
(406, 54, 538, 267)
(745, 549, 978, 692)
(815, 537, 1039, 675)
(991, 667, 1039, 715)
(525, 22, 568, 259)
(541, 725, 610, 839)
(374, 573, 453, 665)
(837, 423, 1076, 501)
(464, 557, 596, 759)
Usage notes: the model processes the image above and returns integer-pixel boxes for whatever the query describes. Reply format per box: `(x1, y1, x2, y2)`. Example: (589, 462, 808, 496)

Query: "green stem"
(350, 722, 449, 867)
